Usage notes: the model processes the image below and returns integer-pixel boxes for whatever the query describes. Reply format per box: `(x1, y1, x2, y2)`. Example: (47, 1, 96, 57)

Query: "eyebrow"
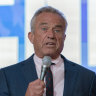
(55, 25, 63, 28)
(40, 23, 48, 26)
(39, 23, 63, 28)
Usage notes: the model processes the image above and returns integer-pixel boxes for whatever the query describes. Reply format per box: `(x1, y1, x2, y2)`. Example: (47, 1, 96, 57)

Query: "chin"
(43, 52, 56, 58)
(42, 49, 59, 57)
(44, 50, 55, 54)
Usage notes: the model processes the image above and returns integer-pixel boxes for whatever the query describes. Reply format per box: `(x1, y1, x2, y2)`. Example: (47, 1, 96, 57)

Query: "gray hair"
(30, 6, 67, 33)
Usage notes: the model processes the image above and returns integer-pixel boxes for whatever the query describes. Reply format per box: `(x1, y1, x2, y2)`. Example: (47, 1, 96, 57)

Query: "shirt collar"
(34, 54, 64, 66)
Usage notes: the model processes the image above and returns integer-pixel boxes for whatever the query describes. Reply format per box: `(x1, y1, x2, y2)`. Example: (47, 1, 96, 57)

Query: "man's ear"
(28, 32, 34, 44)
(64, 34, 66, 41)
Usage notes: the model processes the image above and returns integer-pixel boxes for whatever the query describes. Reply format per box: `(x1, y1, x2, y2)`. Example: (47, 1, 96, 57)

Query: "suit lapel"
(61, 56, 78, 96)
(21, 55, 38, 84)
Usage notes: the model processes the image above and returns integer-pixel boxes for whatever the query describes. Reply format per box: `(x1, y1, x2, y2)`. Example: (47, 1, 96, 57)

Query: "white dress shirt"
(33, 54, 64, 96)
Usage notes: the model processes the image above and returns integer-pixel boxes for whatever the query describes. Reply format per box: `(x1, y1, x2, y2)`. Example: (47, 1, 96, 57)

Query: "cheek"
(59, 40, 64, 51)
(34, 36, 41, 46)
(34, 33, 46, 47)
(57, 37, 64, 46)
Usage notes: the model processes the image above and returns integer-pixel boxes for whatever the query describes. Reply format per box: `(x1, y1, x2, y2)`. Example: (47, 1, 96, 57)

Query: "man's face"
(29, 12, 66, 59)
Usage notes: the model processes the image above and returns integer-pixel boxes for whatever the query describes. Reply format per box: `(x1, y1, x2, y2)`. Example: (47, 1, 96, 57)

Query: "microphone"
(40, 56, 51, 81)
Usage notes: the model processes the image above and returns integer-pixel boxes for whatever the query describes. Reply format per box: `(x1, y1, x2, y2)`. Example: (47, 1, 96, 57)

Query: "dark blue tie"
(46, 64, 54, 96)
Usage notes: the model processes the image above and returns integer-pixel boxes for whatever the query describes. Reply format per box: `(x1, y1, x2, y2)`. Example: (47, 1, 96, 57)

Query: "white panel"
(88, 0, 96, 66)
(0, 37, 18, 68)
(25, 0, 81, 64)
(0, 0, 14, 6)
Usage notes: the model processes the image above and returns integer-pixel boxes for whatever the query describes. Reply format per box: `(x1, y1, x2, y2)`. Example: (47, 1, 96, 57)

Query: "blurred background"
(0, 0, 96, 72)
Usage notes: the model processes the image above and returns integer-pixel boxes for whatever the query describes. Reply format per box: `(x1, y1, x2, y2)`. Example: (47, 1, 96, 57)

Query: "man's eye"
(54, 30, 61, 33)
(41, 27, 47, 31)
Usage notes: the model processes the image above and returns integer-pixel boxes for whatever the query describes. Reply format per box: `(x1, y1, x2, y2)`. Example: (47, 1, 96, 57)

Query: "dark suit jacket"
(0, 54, 96, 96)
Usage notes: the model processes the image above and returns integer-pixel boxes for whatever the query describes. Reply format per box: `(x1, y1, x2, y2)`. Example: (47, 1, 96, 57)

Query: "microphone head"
(42, 56, 51, 67)
(40, 56, 51, 80)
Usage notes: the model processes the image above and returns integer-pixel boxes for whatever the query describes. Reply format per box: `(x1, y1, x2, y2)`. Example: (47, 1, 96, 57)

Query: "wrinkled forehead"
(36, 12, 66, 29)
(36, 12, 66, 25)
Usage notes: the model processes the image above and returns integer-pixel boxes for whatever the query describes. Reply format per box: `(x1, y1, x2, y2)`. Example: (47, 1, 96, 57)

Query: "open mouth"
(46, 42, 55, 45)
(45, 42, 56, 47)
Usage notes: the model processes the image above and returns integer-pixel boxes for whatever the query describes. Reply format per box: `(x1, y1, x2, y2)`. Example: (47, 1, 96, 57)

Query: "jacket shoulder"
(0, 55, 34, 73)
(61, 55, 95, 75)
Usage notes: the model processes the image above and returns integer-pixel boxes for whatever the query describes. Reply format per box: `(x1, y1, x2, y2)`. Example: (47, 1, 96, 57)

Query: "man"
(0, 6, 96, 96)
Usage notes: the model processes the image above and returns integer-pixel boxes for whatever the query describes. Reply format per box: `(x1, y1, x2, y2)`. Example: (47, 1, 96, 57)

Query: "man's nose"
(47, 29, 55, 39)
